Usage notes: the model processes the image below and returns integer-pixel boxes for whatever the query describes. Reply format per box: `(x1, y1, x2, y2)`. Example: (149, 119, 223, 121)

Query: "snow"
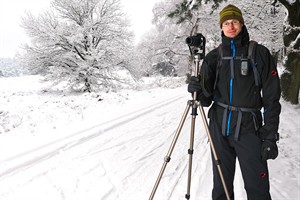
(0, 75, 299, 200)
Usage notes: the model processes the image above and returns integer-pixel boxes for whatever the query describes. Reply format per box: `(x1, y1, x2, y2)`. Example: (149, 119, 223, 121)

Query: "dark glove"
(187, 76, 212, 106)
(261, 140, 278, 161)
(187, 76, 202, 94)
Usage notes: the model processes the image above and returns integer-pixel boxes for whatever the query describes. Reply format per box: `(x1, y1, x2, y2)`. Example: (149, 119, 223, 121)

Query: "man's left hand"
(261, 140, 278, 161)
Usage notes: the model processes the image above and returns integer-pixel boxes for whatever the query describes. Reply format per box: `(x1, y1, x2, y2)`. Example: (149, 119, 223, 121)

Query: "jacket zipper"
(226, 39, 236, 136)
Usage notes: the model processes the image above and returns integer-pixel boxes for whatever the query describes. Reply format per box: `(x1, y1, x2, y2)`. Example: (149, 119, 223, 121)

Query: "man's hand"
(261, 140, 278, 161)
(187, 76, 202, 94)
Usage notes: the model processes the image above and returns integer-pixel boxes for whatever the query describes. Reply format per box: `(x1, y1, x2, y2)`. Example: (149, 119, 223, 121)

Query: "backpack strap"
(215, 41, 261, 89)
(248, 41, 261, 87)
(216, 101, 260, 141)
(248, 40, 256, 57)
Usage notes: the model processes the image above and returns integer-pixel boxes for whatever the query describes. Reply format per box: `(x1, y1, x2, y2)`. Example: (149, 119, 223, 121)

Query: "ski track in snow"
(0, 95, 183, 177)
(1, 95, 184, 195)
(1, 88, 217, 200)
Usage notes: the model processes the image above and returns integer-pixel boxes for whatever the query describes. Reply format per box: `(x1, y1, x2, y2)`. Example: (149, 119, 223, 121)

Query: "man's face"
(221, 19, 243, 38)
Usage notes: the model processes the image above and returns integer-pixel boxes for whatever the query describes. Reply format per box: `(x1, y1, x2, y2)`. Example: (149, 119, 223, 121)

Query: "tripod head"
(186, 33, 206, 60)
(186, 33, 206, 79)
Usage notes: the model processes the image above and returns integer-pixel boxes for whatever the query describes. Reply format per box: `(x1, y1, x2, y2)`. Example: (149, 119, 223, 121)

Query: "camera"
(186, 33, 205, 48)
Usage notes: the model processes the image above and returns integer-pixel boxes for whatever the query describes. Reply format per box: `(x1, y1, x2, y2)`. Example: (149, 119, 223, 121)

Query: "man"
(188, 4, 281, 200)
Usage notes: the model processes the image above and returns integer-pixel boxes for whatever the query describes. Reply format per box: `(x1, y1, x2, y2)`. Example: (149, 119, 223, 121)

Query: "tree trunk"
(282, 52, 300, 104)
(278, 0, 300, 104)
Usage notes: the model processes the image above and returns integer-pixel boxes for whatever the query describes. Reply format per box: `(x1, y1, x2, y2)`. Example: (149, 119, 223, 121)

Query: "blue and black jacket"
(199, 26, 281, 140)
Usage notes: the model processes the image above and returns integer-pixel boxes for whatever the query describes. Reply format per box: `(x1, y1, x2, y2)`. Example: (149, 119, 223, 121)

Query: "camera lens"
(185, 34, 204, 47)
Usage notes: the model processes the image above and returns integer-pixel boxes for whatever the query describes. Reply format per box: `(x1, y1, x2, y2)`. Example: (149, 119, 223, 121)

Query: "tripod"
(149, 34, 230, 200)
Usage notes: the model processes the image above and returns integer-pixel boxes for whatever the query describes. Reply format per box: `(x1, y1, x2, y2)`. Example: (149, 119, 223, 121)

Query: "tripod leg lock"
(191, 106, 198, 116)
(214, 159, 221, 166)
(188, 149, 194, 155)
(164, 156, 171, 162)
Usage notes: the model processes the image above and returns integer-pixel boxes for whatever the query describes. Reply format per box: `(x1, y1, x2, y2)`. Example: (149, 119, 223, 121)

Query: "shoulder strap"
(248, 40, 257, 58)
(248, 40, 261, 87)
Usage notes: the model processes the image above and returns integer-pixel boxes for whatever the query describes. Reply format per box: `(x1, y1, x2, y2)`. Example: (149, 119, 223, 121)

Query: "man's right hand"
(187, 76, 202, 93)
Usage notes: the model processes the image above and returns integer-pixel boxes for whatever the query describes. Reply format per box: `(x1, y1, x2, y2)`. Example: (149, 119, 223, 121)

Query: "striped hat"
(219, 4, 244, 28)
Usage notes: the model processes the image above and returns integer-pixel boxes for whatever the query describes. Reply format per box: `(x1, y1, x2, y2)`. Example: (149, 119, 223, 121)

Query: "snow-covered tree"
(134, 24, 189, 77)
(20, 0, 134, 92)
(134, 0, 205, 77)
(241, 1, 285, 57)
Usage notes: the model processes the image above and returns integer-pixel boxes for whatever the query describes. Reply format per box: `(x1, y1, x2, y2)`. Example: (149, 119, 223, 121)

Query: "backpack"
(213, 40, 261, 90)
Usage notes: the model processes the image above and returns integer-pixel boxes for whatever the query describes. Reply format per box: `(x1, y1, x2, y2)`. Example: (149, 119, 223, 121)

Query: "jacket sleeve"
(196, 89, 212, 107)
(258, 45, 281, 140)
(197, 50, 218, 107)
(200, 49, 218, 98)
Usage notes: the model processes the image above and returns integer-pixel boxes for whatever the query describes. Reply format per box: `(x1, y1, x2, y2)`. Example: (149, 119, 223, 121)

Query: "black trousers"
(209, 120, 271, 200)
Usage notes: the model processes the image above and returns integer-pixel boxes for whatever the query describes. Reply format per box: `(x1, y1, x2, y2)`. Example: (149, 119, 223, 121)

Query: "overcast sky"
(0, 0, 161, 58)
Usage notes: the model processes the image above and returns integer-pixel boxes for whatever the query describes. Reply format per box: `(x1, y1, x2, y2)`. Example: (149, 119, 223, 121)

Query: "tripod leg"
(149, 101, 192, 200)
(185, 103, 198, 199)
(198, 105, 231, 200)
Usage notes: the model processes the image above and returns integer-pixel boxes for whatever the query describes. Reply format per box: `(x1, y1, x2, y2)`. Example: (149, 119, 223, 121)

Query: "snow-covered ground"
(0, 75, 299, 200)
